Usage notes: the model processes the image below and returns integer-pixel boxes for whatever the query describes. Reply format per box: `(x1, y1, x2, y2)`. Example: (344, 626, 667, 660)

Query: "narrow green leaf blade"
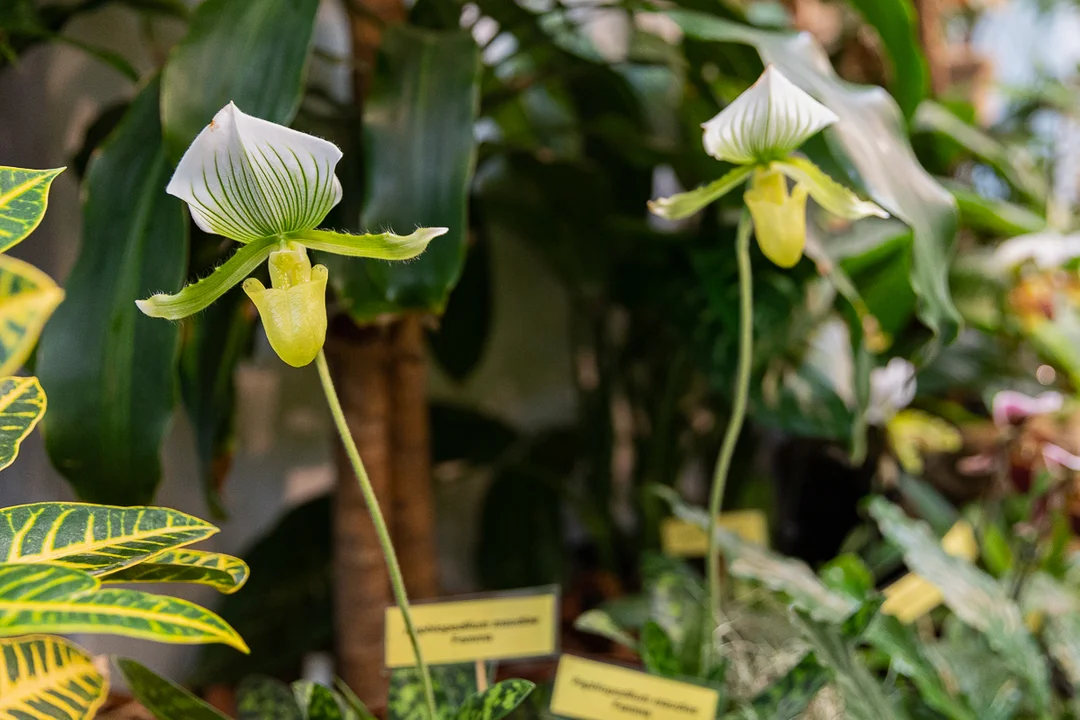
(0, 166, 63, 253)
(100, 549, 248, 593)
(329, 26, 481, 321)
(454, 679, 535, 720)
(37, 76, 188, 505)
(647, 164, 754, 220)
(117, 657, 231, 720)
(160, 0, 320, 161)
(0, 502, 217, 573)
(0, 256, 64, 375)
(844, 0, 928, 118)
(0, 564, 247, 651)
(0, 635, 108, 720)
(237, 676, 303, 720)
(0, 376, 45, 472)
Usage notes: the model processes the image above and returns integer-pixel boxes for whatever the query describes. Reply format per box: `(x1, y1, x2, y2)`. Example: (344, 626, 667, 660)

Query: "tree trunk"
(390, 314, 440, 598)
(328, 320, 394, 712)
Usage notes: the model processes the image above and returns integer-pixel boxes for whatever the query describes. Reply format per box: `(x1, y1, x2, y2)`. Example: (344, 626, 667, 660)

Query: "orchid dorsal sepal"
(646, 165, 754, 221)
(289, 226, 448, 260)
(136, 236, 278, 320)
(702, 65, 838, 165)
(166, 103, 343, 244)
(772, 157, 888, 221)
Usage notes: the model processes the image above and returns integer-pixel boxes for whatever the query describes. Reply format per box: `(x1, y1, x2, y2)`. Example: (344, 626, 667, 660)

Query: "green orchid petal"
(136, 236, 277, 320)
(647, 164, 755, 220)
(288, 226, 447, 259)
(774, 156, 888, 220)
(243, 244, 328, 368)
(744, 168, 808, 268)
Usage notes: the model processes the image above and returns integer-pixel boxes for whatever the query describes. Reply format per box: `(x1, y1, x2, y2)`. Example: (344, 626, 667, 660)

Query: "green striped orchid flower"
(137, 102, 445, 367)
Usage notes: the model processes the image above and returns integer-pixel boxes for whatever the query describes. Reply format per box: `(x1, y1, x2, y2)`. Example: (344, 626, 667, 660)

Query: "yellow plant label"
(384, 592, 557, 667)
(549, 655, 719, 720)
(660, 510, 768, 557)
(881, 520, 977, 624)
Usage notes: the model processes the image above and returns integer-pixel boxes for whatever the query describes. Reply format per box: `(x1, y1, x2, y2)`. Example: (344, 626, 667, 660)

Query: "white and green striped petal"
(702, 65, 837, 165)
(167, 103, 342, 243)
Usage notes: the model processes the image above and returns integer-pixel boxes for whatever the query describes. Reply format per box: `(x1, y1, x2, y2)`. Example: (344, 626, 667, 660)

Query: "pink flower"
(991, 390, 1064, 428)
(1042, 443, 1080, 471)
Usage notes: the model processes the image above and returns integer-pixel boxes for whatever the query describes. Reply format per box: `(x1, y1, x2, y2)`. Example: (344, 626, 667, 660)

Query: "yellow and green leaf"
(0, 167, 64, 254)
(0, 502, 218, 573)
(0, 255, 64, 375)
(101, 549, 249, 594)
(0, 564, 249, 651)
(0, 634, 108, 720)
(0, 376, 46, 472)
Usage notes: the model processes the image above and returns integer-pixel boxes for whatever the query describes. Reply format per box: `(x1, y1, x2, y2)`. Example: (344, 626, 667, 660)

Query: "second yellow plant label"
(660, 510, 768, 557)
(549, 655, 719, 720)
(384, 592, 557, 667)
(880, 520, 977, 623)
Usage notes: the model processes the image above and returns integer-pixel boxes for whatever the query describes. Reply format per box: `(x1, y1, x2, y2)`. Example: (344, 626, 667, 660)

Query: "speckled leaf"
(100, 549, 248, 593)
(0, 166, 63, 253)
(117, 657, 229, 720)
(0, 564, 247, 651)
(236, 675, 302, 720)
(640, 621, 680, 677)
(795, 615, 897, 720)
(389, 663, 477, 720)
(745, 653, 828, 720)
(0, 376, 45, 472)
(293, 680, 352, 720)
(0, 255, 63, 376)
(0, 502, 217, 574)
(455, 679, 535, 720)
(0, 634, 107, 720)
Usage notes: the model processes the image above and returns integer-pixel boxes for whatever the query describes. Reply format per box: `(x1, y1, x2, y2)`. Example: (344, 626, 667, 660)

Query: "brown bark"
(390, 314, 440, 598)
(327, 320, 394, 711)
(914, 0, 950, 95)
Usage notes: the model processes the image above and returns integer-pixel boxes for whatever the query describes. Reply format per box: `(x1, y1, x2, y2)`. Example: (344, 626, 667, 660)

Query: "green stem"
(706, 212, 754, 635)
(315, 350, 437, 720)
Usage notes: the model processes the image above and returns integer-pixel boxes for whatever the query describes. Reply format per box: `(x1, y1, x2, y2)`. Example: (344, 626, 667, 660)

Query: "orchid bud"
(744, 168, 808, 268)
(243, 244, 328, 367)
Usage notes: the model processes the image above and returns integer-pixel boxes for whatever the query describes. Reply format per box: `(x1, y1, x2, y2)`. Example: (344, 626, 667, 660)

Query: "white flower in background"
(701, 66, 838, 165)
(649, 65, 886, 269)
(991, 390, 1064, 428)
(138, 102, 445, 368)
(166, 103, 343, 243)
(992, 231, 1080, 272)
(867, 358, 916, 426)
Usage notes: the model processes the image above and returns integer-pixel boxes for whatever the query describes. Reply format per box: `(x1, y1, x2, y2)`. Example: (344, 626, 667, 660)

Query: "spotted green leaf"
(0, 167, 64, 253)
(117, 657, 230, 720)
(455, 679, 535, 720)
(745, 653, 829, 720)
(389, 663, 477, 720)
(640, 621, 680, 677)
(0, 564, 247, 651)
(0, 502, 217, 573)
(0, 634, 108, 720)
(294, 680, 352, 720)
(0, 255, 64, 375)
(237, 676, 303, 720)
(0, 376, 46, 472)
(100, 549, 248, 593)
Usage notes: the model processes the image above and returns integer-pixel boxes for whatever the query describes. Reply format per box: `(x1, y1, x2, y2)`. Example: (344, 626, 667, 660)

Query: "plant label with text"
(660, 510, 768, 557)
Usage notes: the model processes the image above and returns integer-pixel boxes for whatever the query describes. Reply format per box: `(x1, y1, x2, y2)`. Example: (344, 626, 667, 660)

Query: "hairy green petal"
(289, 226, 447, 259)
(647, 164, 754, 220)
(136, 236, 277, 320)
(774, 157, 888, 220)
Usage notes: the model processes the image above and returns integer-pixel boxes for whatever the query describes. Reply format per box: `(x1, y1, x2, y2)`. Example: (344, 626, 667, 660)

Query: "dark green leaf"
(671, 11, 961, 343)
(237, 676, 303, 720)
(640, 620, 680, 677)
(293, 681, 348, 720)
(477, 467, 563, 591)
(428, 233, 493, 382)
(844, 0, 927, 118)
(946, 181, 1046, 237)
(389, 663, 477, 720)
(745, 653, 829, 720)
(38, 76, 187, 504)
(53, 35, 139, 81)
(117, 658, 230, 720)
(160, 0, 320, 161)
(455, 679, 535, 720)
(329, 26, 481, 321)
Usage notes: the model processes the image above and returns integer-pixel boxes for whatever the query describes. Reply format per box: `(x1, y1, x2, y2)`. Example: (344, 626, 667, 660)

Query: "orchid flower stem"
(706, 211, 754, 641)
(315, 350, 437, 719)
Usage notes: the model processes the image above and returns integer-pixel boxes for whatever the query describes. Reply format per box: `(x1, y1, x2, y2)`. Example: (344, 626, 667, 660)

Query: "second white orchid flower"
(137, 103, 446, 367)
(649, 66, 886, 268)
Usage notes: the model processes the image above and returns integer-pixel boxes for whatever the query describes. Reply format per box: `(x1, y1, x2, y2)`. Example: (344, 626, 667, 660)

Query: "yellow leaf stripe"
(0, 377, 45, 473)
(0, 167, 64, 254)
(0, 503, 217, 574)
(0, 635, 107, 720)
(101, 549, 249, 594)
(0, 255, 64, 376)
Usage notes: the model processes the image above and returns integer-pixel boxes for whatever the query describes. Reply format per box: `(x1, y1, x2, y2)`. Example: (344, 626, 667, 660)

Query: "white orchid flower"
(992, 231, 1080, 272)
(137, 102, 446, 367)
(648, 65, 887, 268)
(867, 357, 916, 426)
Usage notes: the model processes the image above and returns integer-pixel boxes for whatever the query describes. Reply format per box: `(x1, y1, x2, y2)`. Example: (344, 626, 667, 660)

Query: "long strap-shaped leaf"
(0, 502, 217, 574)
(0, 376, 46, 472)
(0, 564, 247, 651)
(0, 634, 107, 720)
(101, 549, 248, 593)
(117, 657, 230, 720)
